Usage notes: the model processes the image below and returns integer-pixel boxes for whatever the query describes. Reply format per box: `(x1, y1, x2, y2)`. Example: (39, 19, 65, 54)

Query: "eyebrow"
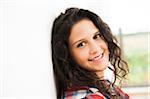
(71, 31, 100, 46)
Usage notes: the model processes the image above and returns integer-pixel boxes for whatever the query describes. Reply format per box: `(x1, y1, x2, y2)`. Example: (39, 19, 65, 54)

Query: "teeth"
(92, 54, 103, 61)
(88, 53, 103, 61)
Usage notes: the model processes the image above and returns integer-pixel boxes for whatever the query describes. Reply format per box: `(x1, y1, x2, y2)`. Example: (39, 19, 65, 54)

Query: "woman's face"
(68, 19, 109, 78)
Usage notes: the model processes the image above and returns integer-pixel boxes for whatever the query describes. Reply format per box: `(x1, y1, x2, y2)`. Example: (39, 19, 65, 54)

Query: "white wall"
(0, 0, 88, 99)
(0, 0, 56, 99)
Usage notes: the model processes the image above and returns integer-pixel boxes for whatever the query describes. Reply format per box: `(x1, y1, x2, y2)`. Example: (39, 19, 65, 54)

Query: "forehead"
(69, 19, 99, 43)
(71, 19, 98, 34)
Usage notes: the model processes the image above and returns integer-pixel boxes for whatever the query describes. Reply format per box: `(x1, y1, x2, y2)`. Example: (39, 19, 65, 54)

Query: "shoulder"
(62, 86, 106, 99)
(115, 87, 132, 99)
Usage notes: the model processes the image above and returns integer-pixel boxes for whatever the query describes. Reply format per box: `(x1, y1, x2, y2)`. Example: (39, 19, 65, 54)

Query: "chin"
(99, 64, 108, 71)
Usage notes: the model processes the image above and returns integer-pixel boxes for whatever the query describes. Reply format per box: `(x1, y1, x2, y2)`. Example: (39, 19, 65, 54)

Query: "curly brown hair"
(51, 7, 129, 98)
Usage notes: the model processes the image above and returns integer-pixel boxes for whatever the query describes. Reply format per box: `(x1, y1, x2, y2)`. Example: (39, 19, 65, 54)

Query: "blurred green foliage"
(124, 50, 149, 86)
(119, 32, 149, 86)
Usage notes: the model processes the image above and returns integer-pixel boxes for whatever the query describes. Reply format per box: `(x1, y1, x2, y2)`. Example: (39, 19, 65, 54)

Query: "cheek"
(72, 49, 88, 63)
(102, 42, 109, 51)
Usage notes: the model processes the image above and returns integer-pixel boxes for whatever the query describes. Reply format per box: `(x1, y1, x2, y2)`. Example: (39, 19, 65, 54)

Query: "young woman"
(51, 7, 130, 99)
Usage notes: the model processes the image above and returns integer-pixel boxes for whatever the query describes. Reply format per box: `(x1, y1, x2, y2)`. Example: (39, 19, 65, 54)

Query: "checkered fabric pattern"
(63, 86, 107, 99)
(62, 85, 131, 99)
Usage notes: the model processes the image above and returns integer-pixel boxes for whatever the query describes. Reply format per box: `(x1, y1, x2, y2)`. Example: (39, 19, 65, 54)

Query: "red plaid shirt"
(63, 86, 106, 99)
(62, 85, 131, 99)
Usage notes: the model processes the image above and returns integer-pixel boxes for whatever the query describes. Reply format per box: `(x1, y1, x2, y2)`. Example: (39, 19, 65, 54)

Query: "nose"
(89, 41, 102, 55)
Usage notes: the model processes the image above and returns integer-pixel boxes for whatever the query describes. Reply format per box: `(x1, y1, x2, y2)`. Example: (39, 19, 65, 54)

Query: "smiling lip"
(88, 53, 104, 62)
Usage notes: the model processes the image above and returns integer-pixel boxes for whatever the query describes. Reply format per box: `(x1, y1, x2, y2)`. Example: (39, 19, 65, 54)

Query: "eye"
(93, 33, 102, 39)
(77, 42, 86, 48)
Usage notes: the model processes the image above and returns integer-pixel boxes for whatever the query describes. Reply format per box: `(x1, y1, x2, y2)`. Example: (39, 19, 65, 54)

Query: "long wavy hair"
(51, 7, 128, 98)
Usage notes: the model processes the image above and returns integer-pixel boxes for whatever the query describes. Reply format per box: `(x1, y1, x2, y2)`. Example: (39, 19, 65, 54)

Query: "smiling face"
(68, 19, 110, 79)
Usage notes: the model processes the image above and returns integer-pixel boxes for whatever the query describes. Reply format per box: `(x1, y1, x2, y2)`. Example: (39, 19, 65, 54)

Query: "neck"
(95, 71, 104, 80)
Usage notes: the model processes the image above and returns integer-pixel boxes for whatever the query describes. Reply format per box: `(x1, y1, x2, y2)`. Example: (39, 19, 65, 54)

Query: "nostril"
(89, 49, 98, 55)
(89, 47, 103, 55)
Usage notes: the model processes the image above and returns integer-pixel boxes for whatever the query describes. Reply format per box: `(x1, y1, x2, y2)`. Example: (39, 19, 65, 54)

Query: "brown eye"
(93, 33, 102, 39)
(77, 42, 85, 48)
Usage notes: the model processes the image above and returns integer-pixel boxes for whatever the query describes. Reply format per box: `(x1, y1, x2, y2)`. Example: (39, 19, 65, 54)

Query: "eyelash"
(93, 33, 102, 39)
(77, 42, 85, 48)
(76, 33, 103, 48)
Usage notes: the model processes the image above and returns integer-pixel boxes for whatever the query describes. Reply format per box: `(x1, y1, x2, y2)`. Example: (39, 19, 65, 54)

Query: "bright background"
(0, 0, 149, 99)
